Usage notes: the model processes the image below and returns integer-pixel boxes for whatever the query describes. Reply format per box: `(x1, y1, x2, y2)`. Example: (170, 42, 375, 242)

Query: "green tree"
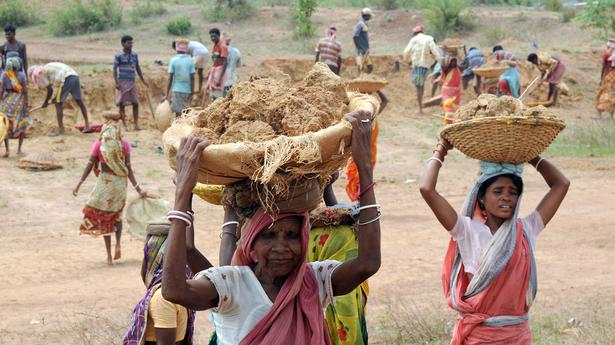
(576, 0, 615, 38)
(293, 0, 318, 38)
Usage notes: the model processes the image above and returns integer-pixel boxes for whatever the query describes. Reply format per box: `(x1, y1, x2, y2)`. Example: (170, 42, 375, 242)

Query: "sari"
(79, 122, 129, 237)
(122, 224, 195, 345)
(597, 51, 615, 113)
(442, 66, 461, 113)
(442, 163, 537, 345)
(345, 121, 378, 201)
(499, 67, 521, 98)
(309, 206, 369, 345)
(0, 69, 30, 139)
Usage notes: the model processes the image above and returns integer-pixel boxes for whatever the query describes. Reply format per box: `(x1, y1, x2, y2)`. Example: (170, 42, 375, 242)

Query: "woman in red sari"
(441, 55, 462, 117)
(419, 140, 569, 344)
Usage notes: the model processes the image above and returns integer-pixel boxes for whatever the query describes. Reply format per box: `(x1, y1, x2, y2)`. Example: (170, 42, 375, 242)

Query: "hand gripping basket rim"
(440, 115, 566, 164)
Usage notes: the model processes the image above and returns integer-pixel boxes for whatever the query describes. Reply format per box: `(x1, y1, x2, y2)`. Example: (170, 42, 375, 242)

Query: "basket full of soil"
(163, 63, 380, 212)
(440, 94, 565, 163)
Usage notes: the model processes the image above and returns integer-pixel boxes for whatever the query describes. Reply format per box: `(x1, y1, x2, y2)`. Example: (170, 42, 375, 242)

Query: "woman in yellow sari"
(73, 112, 147, 265)
(1, 57, 30, 157)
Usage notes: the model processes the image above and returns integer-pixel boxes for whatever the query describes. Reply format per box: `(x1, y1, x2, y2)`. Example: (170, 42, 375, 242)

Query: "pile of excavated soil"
(189, 62, 350, 144)
(455, 94, 558, 121)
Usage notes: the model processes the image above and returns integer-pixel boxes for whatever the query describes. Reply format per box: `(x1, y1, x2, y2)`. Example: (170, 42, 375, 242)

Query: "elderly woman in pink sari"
(163, 110, 380, 345)
(420, 140, 569, 344)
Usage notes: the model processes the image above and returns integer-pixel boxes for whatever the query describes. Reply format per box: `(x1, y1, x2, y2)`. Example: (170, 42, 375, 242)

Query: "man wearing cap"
(353, 8, 373, 74)
(403, 25, 441, 114)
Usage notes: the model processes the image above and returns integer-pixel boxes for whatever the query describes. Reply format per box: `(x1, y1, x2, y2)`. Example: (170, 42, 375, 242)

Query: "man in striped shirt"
(113, 35, 148, 130)
(315, 27, 342, 75)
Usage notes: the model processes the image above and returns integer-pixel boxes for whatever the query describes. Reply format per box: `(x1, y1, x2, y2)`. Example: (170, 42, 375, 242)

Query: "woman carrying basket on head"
(596, 39, 615, 119)
(162, 110, 381, 345)
(73, 112, 147, 265)
(1, 56, 30, 157)
(419, 140, 569, 344)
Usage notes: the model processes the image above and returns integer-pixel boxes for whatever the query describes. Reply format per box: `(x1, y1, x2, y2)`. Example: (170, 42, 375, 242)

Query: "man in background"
(315, 27, 342, 75)
(353, 8, 373, 74)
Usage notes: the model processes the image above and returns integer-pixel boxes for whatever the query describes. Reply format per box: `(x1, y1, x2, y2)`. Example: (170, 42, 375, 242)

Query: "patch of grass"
(147, 168, 166, 178)
(543, 0, 562, 12)
(377, 301, 453, 344)
(129, 0, 167, 25)
(484, 24, 507, 45)
(204, 0, 256, 22)
(0, 2, 36, 27)
(48, 0, 122, 36)
(166, 16, 192, 35)
(561, 7, 577, 23)
(545, 119, 615, 157)
(418, 0, 474, 38)
(380, 302, 615, 344)
(513, 11, 529, 22)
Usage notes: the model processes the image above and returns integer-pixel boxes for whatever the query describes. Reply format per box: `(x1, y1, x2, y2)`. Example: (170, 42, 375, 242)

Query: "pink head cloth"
(413, 25, 424, 33)
(231, 208, 332, 345)
(27, 65, 47, 88)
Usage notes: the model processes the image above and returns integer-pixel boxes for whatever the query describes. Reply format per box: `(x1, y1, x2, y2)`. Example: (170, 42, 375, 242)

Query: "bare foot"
(114, 245, 121, 260)
(107, 256, 113, 265)
(2, 152, 8, 158)
(134, 126, 141, 131)
(17, 151, 24, 156)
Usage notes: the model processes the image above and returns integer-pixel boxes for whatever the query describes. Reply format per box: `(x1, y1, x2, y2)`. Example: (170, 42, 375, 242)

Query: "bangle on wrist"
(534, 157, 545, 170)
(427, 156, 443, 165)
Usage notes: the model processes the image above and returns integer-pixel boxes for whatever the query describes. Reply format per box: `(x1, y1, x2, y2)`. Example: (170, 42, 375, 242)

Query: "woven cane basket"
(440, 116, 566, 163)
(473, 66, 508, 79)
(346, 80, 387, 94)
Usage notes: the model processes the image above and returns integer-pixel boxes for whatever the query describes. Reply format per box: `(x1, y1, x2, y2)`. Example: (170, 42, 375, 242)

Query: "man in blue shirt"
(165, 39, 195, 117)
(353, 8, 374, 74)
(113, 35, 148, 130)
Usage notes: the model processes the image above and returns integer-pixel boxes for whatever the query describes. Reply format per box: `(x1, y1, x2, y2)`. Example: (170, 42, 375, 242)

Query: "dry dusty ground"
(2, 5, 615, 345)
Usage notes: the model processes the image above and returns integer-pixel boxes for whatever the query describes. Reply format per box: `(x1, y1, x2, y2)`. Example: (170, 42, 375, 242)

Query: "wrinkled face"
(252, 217, 303, 277)
(5, 31, 15, 41)
(481, 177, 519, 220)
(210, 33, 219, 44)
(123, 40, 133, 50)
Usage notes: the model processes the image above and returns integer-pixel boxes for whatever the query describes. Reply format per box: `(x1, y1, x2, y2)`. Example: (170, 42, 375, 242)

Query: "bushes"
(576, 0, 615, 38)
(292, 0, 318, 38)
(130, 0, 166, 24)
(166, 16, 192, 35)
(204, 0, 256, 22)
(418, 0, 473, 38)
(379, 0, 399, 10)
(0, 2, 35, 27)
(543, 0, 562, 11)
(561, 7, 576, 23)
(48, 0, 122, 36)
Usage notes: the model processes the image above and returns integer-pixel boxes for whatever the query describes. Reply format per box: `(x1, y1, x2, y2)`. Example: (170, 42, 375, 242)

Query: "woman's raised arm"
(331, 111, 381, 296)
(162, 137, 220, 311)
(528, 156, 570, 226)
(419, 140, 458, 231)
